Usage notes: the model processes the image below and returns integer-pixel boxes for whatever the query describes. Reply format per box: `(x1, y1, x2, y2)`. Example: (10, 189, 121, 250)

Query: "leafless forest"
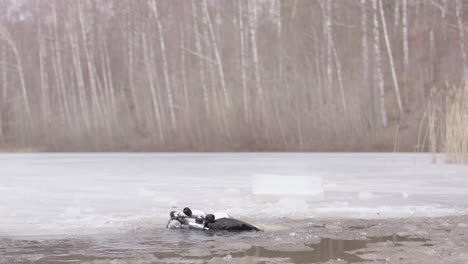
(0, 0, 466, 151)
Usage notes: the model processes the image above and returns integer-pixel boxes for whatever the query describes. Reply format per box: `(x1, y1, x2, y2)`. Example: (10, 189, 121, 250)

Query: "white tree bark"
(394, 0, 400, 32)
(38, 16, 50, 130)
(126, 1, 140, 124)
(274, 0, 281, 37)
(103, 32, 117, 128)
(331, 39, 347, 113)
(0, 25, 32, 125)
(98, 32, 114, 137)
(372, 0, 387, 127)
(180, 22, 189, 114)
(52, 4, 72, 128)
(402, 0, 409, 102)
(149, 0, 177, 130)
(361, 0, 369, 85)
(441, 0, 448, 39)
(78, 0, 102, 129)
(68, 23, 90, 131)
(312, 28, 323, 103)
(238, 0, 249, 123)
(456, 0, 467, 75)
(324, 0, 333, 96)
(379, 0, 404, 119)
(0, 44, 5, 139)
(142, 33, 164, 141)
(248, 0, 263, 102)
(202, 0, 230, 108)
(191, 0, 210, 116)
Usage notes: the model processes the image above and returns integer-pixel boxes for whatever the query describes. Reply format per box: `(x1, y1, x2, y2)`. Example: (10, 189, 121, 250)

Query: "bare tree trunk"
(38, 15, 50, 135)
(394, 0, 400, 32)
(142, 33, 164, 141)
(180, 22, 189, 115)
(202, 0, 230, 108)
(312, 28, 324, 104)
(456, 0, 467, 75)
(379, 0, 404, 119)
(78, 0, 102, 131)
(191, 0, 210, 116)
(126, 1, 140, 126)
(103, 32, 117, 129)
(248, 0, 263, 103)
(372, 0, 387, 127)
(273, 0, 286, 142)
(362, 0, 369, 84)
(324, 0, 333, 98)
(238, 0, 250, 123)
(149, 0, 177, 130)
(0, 44, 5, 139)
(361, 0, 374, 128)
(98, 31, 114, 139)
(0, 26, 32, 126)
(402, 0, 409, 104)
(52, 3, 72, 129)
(331, 39, 347, 113)
(441, 0, 448, 40)
(68, 21, 91, 132)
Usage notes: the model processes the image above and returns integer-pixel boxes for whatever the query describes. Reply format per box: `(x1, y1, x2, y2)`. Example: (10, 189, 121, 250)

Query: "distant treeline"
(0, 0, 466, 151)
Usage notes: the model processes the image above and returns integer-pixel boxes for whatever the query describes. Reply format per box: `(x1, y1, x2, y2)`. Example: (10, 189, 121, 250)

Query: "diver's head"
(170, 211, 177, 218)
(205, 214, 215, 223)
(183, 207, 192, 217)
(195, 216, 204, 224)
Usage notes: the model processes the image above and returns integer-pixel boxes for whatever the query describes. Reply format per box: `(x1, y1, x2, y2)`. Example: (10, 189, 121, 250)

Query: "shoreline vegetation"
(425, 85, 468, 164)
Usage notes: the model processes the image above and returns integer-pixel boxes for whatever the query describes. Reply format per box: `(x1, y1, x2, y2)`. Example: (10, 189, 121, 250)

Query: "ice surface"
(252, 174, 324, 202)
(0, 153, 468, 236)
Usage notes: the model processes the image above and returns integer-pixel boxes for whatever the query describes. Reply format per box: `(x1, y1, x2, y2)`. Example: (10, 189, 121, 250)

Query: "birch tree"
(402, 0, 409, 103)
(379, 0, 404, 119)
(202, 0, 230, 108)
(248, 0, 263, 104)
(394, 0, 400, 32)
(456, 0, 467, 76)
(38, 10, 50, 129)
(372, 0, 387, 127)
(142, 33, 164, 141)
(332, 40, 347, 113)
(0, 44, 5, 139)
(238, 0, 249, 123)
(361, 0, 369, 85)
(78, 0, 102, 130)
(191, 0, 210, 116)
(324, 0, 333, 98)
(52, 2, 72, 128)
(179, 19, 189, 115)
(68, 20, 90, 131)
(125, 0, 140, 124)
(149, 0, 177, 130)
(0, 25, 32, 126)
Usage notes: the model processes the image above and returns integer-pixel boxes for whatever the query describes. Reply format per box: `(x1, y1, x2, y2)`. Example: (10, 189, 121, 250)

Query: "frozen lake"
(1, 153, 468, 237)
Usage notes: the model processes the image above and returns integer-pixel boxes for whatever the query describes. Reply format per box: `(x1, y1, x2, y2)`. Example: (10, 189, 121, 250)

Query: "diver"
(167, 207, 261, 232)
(203, 213, 262, 231)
